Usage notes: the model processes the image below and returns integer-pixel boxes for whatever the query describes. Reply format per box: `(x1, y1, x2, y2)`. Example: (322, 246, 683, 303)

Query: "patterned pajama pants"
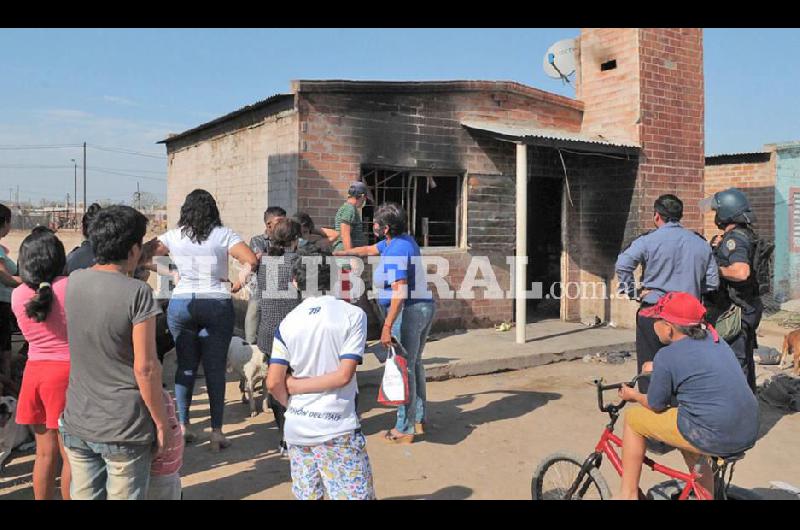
(288, 431, 375, 500)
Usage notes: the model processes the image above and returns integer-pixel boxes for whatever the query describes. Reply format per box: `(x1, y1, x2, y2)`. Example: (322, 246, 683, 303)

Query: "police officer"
(703, 188, 762, 392)
(616, 194, 720, 392)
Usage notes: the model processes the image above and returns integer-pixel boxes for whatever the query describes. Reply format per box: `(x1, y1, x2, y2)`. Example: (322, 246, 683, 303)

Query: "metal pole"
(72, 159, 77, 227)
(83, 142, 87, 215)
(515, 143, 528, 344)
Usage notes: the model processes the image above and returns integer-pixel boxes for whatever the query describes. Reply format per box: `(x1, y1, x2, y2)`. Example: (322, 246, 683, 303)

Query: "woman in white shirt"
(144, 189, 258, 451)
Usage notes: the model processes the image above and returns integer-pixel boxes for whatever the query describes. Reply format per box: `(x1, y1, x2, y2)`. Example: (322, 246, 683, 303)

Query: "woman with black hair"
(0, 203, 21, 378)
(143, 189, 258, 451)
(257, 217, 302, 454)
(64, 203, 102, 274)
(11, 227, 71, 499)
(334, 202, 435, 444)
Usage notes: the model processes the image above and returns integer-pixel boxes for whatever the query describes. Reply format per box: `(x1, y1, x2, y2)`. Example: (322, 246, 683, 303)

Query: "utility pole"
(83, 142, 87, 215)
(71, 158, 77, 227)
(135, 182, 141, 210)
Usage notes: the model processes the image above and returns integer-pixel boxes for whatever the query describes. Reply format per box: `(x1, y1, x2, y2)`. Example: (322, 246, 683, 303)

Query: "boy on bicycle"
(615, 291, 758, 500)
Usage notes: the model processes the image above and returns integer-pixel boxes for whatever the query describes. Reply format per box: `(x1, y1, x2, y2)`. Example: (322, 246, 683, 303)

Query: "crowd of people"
(0, 182, 773, 501)
(0, 180, 437, 500)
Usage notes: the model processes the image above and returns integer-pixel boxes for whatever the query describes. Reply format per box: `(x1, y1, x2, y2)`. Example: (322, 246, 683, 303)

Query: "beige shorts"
(625, 406, 703, 455)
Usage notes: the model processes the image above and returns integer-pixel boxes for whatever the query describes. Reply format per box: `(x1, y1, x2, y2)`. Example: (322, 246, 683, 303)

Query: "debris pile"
(582, 351, 631, 365)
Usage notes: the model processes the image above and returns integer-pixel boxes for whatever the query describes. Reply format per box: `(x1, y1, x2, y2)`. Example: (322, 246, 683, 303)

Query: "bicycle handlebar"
(594, 373, 651, 415)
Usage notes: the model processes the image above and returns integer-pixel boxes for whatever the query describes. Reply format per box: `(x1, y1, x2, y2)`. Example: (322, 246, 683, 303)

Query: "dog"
(226, 337, 268, 417)
(780, 329, 800, 376)
(0, 396, 35, 470)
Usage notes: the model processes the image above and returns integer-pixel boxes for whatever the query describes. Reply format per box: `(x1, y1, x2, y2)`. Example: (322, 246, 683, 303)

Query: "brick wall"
(637, 28, 706, 234)
(573, 28, 706, 326)
(703, 155, 776, 242)
(561, 151, 641, 326)
(293, 81, 583, 330)
(576, 28, 641, 144)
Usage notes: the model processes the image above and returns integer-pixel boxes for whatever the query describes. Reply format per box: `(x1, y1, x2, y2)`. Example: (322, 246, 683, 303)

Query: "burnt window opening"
(601, 59, 617, 71)
(360, 167, 464, 248)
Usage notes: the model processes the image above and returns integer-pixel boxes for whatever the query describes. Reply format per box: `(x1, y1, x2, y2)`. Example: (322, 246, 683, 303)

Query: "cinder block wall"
(165, 108, 298, 242)
(163, 101, 299, 328)
(293, 81, 583, 330)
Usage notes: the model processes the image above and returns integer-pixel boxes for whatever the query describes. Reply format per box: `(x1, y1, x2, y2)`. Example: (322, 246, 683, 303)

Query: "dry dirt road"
(1, 356, 798, 500)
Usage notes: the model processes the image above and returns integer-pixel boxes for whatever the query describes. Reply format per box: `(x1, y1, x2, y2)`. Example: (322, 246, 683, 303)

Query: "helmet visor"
(699, 195, 717, 213)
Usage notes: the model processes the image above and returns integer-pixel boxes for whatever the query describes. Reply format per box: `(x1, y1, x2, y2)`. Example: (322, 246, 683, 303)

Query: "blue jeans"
(61, 431, 152, 500)
(381, 301, 436, 435)
(167, 296, 235, 429)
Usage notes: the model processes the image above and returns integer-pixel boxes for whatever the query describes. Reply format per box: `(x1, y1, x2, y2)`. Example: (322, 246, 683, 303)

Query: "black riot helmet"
(700, 188, 755, 229)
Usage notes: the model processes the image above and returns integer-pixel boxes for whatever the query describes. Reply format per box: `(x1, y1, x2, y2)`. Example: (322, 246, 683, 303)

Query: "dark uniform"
(707, 226, 762, 392)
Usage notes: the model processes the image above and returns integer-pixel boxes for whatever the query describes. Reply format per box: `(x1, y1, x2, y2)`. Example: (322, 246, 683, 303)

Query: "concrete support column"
(516, 143, 527, 344)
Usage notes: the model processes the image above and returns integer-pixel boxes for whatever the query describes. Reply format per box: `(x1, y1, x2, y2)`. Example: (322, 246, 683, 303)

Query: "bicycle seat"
(710, 452, 746, 465)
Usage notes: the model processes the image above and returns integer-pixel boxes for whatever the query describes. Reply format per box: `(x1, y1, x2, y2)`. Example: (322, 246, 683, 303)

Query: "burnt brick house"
(161, 28, 705, 339)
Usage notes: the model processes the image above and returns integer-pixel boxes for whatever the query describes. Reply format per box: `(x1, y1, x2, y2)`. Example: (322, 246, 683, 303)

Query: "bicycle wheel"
(531, 452, 611, 500)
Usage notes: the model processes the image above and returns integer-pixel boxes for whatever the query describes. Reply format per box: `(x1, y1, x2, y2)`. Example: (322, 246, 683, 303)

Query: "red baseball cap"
(639, 292, 707, 326)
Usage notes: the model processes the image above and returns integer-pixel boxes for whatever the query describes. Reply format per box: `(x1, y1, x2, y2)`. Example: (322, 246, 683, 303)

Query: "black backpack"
(733, 227, 775, 296)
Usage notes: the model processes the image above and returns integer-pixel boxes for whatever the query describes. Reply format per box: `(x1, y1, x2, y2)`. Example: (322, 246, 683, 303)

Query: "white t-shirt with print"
(271, 295, 366, 446)
(158, 226, 243, 298)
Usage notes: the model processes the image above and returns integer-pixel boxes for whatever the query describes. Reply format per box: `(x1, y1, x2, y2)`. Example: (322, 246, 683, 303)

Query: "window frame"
(360, 165, 468, 250)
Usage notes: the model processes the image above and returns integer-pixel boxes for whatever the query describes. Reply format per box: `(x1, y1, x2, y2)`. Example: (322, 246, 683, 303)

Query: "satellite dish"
(543, 38, 578, 84)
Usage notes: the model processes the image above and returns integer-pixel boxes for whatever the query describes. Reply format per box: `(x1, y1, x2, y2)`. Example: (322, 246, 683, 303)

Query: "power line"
(0, 164, 75, 169)
(0, 163, 166, 175)
(86, 168, 166, 182)
(90, 165, 165, 174)
(89, 144, 166, 159)
(0, 143, 167, 159)
(0, 144, 82, 150)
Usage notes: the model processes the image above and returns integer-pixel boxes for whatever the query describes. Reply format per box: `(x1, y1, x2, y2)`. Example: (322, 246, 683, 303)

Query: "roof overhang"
(159, 93, 294, 145)
(461, 120, 640, 156)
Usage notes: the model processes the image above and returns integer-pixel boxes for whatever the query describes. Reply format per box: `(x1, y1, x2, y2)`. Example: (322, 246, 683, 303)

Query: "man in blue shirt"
(616, 291, 759, 500)
(615, 194, 719, 392)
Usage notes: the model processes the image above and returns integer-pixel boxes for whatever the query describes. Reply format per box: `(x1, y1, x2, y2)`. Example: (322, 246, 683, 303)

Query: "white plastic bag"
(377, 345, 409, 406)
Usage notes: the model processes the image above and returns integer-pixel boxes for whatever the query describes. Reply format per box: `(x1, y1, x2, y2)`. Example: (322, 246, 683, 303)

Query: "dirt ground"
(1, 356, 798, 500)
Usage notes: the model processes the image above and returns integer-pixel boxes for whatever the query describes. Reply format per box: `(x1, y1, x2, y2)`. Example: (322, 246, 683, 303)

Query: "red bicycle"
(531, 374, 760, 500)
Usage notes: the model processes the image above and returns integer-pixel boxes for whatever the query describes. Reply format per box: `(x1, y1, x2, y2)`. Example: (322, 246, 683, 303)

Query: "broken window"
(360, 167, 465, 248)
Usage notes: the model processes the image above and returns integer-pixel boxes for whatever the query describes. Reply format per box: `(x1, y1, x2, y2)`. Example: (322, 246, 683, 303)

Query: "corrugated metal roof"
(706, 151, 770, 158)
(705, 152, 771, 165)
(461, 120, 639, 154)
(159, 93, 294, 144)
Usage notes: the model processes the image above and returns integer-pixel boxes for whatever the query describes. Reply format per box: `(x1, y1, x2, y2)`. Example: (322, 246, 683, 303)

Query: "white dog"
(227, 337, 267, 417)
(0, 396, 35, 470)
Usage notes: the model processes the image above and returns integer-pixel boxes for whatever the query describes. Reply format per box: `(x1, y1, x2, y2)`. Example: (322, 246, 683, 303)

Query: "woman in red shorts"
(11, 227, 71, 500)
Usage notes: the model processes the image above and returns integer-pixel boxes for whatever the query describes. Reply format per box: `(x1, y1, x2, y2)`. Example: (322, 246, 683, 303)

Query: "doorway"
(526, 173, 564, 321)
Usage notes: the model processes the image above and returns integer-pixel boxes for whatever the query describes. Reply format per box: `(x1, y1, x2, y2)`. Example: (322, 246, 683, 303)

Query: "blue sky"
(1, 28, 798, 204)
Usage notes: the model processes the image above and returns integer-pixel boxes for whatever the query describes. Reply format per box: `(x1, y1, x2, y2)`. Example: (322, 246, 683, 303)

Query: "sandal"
(384, 429, 414, 444)
(414, 423, 425, 435)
